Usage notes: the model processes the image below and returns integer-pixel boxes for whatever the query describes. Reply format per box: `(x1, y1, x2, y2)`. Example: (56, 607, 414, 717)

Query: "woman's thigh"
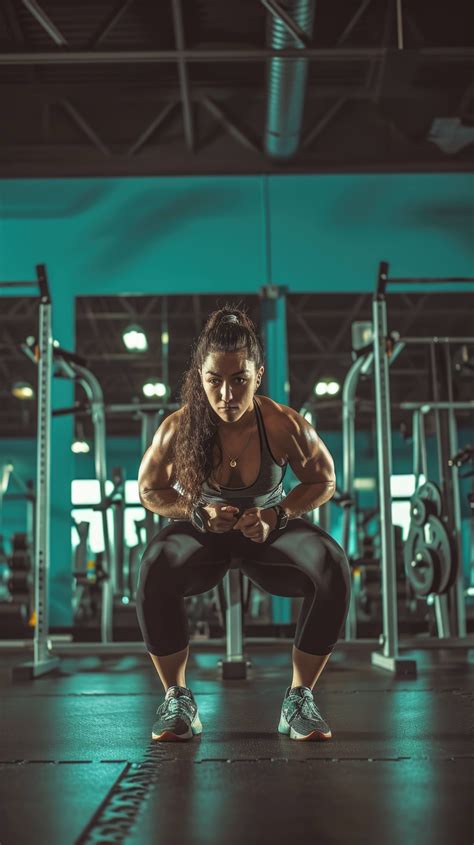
(237, 518, 351, 597)
(138, 520, 232, 597)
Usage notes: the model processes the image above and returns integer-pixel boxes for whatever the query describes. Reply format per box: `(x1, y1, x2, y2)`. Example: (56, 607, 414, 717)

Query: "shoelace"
(162, 694, 195, 722)
(287, 691, 322, 724)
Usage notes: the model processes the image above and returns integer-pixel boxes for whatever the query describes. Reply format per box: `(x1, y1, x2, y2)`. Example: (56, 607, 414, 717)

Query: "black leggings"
(136, 518, 351, 657)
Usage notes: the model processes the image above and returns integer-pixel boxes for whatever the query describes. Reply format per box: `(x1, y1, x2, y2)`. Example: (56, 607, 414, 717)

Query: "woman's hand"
(204, 504, 240, 533)
(232, 507, 277, 543)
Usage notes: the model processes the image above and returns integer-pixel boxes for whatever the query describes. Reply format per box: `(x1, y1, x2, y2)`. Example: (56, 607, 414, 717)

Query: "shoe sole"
(278, 716, 332, 741)
(152, 729, 194, 741)
(152, 714, 203, 742)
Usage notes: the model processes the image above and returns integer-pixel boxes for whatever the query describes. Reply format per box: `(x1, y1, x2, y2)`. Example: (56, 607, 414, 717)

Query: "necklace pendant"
(229, 459, 237, 468)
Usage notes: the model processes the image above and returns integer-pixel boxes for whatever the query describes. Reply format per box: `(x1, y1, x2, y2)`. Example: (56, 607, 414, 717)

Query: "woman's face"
(200, 351, 264, 424)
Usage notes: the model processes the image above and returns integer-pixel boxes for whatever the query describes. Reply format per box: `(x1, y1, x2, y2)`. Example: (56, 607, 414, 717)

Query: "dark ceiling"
(0, 0, 473, 176)
(0, 3, 473, 441)
(1, 291, 473, 439)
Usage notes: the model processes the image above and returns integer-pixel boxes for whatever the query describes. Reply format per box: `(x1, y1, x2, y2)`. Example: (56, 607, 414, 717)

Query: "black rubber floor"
(0, 643, 472, 845)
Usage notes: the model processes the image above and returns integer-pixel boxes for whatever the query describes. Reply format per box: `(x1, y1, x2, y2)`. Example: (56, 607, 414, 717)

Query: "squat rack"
(0, 265, 61, 679)
(370, 261, 474, 678)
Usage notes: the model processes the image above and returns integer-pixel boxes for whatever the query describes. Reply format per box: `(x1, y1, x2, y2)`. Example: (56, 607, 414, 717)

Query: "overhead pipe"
(264, 0, 316, 159)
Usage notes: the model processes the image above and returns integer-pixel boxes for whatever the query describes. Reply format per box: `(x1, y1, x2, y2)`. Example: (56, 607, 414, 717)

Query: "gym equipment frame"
(370, 261, 474, 677)
(0, 265, 61, 679)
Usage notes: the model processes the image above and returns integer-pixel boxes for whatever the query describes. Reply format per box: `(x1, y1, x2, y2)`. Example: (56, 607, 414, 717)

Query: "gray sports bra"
(198, 397, 288, 514)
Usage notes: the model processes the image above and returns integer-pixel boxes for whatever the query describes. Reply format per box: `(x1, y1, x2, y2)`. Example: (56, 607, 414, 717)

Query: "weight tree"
(370, 261, 474, 678)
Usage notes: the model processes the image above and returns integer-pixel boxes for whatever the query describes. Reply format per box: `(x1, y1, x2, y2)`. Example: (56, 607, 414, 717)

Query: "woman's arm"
(138, 412, 190, 519)
(277, 406, 336, 520)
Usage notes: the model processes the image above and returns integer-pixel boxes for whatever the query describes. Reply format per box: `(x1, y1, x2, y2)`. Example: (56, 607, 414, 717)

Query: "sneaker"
(278, 685, 332, 741)
(152, 685, 203, 742)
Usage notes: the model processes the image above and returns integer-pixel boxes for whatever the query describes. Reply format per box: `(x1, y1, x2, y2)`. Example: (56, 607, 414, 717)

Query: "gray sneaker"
(152, 685, 203, 742)
(278, 685, 332, 741)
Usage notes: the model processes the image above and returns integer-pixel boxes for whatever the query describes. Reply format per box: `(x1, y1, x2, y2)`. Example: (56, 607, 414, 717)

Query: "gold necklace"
(220, 421, 255, 468)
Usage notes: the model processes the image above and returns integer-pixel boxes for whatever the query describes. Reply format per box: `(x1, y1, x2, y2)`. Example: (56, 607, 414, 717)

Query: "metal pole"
(141, 411, 161, 545)
(444, 344, 466, 636)
(412, 410, 421, 485)
(72, 365, 113, 642)
(12, 269, 59, 678)
(342, 355, 368, 639)
(220, 564, 248, 678)
(371, 266, 416, 676)
(34, 297, 52, 666)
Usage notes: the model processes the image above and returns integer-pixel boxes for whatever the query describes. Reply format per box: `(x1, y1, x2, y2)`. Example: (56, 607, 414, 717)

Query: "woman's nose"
(220, 384, 233, 400)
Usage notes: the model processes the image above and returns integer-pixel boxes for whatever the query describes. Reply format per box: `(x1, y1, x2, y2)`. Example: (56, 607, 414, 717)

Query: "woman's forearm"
(139, 487, 191, 519)
(279, 480, 336, 519)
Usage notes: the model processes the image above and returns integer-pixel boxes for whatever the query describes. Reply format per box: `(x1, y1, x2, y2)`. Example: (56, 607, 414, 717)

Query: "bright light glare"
(123, 326, 148, 351)
(71, 440, 90, 454)
(314, 382, 328, 396)
(327, 381, 340, 395)
(12, 382, 34, 400)
(143, 381, 167, 397)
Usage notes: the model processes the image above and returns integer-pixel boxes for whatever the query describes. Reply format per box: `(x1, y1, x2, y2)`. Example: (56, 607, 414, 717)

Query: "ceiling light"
(71, 440, 90, 454)
(12, 382, 35, 400)
(123, 325, 148, 352)
(314, 382, 328, 396)
(143, 381, 167, 398)
(314, 378, 340, 397)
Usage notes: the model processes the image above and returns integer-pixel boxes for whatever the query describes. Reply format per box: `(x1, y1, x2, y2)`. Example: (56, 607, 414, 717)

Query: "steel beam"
(260, 0, 311, 48)
(0, 47, 469, 66)
(201, 98, 261, 153)
(126, 102, 177, 156)
(60, 100, 111, 156)
(337, 0, 374, 45)
(171, 0, 195, 152)
(21, 0, 68, 46)
(0, 47, 387, 65)
(302, 98, 346, 149)
(88, 0, 136, 48)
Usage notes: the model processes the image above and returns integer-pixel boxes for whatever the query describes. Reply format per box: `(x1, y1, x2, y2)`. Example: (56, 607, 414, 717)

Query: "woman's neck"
(217, 398, 256, 435)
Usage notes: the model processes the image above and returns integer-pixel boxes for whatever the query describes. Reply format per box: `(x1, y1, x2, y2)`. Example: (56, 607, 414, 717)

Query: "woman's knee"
(327, 544, 351, 594)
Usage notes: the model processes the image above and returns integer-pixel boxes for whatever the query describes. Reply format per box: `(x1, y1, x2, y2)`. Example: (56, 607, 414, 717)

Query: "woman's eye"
(208, 378, 247, 385)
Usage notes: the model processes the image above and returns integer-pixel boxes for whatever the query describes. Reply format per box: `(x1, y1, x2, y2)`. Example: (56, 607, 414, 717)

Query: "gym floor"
(0, 642, 472, 845)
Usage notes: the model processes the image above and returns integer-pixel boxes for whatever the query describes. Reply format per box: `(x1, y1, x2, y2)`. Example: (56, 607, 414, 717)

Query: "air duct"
(264, 0, 316, 160)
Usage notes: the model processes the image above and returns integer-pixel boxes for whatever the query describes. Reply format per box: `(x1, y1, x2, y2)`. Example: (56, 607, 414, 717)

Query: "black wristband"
(272, 504, 289, 530)
(190, 505, 208, 533)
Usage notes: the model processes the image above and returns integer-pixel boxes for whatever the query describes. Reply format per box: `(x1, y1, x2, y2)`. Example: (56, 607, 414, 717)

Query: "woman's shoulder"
(257, 395, 305, 439)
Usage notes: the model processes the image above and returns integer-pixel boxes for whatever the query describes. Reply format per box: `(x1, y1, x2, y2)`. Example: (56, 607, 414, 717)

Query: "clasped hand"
(204, 504, 276, 543)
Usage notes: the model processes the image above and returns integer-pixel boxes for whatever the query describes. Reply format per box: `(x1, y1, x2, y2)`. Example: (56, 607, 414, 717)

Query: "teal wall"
(1, 174, 473, 298)
(1, 172, 473, 624)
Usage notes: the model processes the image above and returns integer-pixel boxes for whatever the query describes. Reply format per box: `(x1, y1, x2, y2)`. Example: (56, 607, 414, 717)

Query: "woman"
(137, 306, 351, 742)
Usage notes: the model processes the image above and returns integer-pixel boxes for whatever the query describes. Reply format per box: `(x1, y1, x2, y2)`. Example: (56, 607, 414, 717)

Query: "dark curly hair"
(173, 303, 264, 514)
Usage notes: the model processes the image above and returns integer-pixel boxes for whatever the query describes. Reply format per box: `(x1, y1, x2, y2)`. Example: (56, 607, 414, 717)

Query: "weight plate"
(424, 515, 453, 594)
(404, 528, 442, 596)
(415, 482, 443, 518)
(404, 516, 455, 596)
(425, 514, 457, 595)
(9, 551, 32, 571)
(12, 533, 29, 551)
(410, 496, 427, 527)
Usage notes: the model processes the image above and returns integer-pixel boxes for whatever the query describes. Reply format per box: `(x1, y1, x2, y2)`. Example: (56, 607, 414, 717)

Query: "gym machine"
(369, 261, 474, 677)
